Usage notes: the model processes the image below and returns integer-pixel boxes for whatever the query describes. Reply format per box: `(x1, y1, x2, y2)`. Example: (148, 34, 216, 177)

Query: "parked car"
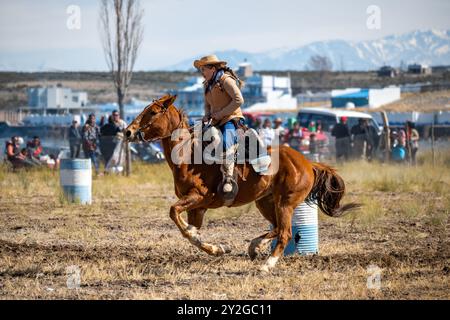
(297, 107, 382, 135)
(297, 108, 384, 160)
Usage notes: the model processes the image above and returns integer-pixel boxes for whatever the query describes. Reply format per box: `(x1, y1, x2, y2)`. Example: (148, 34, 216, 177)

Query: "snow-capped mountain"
(165, 29, 450, 71)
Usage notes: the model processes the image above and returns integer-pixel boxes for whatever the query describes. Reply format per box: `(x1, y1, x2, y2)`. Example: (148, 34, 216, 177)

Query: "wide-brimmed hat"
(193, 54, 227, 69)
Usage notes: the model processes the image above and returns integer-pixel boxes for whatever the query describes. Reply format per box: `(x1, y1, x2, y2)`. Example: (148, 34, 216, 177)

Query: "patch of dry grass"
(0, 150, 449, 299)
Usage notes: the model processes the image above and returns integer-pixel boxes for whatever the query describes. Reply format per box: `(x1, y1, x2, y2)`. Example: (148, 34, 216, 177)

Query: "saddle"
(200, 120, 271, 174)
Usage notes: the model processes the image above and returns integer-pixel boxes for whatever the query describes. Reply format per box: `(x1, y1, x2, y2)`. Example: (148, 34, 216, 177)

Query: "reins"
(136, 102, 208, 143)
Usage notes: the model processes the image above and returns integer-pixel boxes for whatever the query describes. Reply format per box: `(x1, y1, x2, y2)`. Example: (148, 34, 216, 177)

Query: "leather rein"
(136, 102, 207, 143)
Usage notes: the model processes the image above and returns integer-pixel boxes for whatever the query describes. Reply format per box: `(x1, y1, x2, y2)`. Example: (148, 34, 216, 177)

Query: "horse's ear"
(162, 94, 177, 109)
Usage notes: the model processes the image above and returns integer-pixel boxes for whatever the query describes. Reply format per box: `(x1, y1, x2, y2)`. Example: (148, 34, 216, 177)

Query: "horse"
(125, 94, 359, 272)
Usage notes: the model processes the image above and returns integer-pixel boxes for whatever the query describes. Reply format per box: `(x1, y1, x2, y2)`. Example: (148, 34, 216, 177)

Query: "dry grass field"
(362, 90, 450, 113)
(0, 150, 449, 300)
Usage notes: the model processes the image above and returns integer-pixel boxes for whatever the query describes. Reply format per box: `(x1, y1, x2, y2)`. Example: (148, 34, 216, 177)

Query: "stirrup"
(223, 177, 234, 193)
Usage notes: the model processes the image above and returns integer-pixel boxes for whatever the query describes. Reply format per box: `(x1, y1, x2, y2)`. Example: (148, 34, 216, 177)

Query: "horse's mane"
(174, 106, 189, 128)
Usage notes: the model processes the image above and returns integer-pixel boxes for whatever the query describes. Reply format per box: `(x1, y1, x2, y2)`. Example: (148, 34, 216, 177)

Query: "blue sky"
(0, 0, 449, 71)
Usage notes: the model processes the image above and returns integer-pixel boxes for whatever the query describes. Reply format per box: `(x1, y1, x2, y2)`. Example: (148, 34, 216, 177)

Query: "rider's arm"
(213, 77, 244, 120)
(204, 99, 211, 121)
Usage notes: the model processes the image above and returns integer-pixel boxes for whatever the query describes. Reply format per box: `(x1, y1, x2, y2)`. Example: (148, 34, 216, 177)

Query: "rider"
(194, 55, 245, 194)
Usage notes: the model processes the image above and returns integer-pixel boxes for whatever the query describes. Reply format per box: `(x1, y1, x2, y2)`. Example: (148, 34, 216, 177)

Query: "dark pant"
(70, 143, 81, 158)
(410, 146, 418, 165)
(335, 138, 350, 162)
(85, 150, 99, 173)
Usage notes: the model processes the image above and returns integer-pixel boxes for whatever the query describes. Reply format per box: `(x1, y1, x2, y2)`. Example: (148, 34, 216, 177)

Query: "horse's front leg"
(170, 193, 231, 256)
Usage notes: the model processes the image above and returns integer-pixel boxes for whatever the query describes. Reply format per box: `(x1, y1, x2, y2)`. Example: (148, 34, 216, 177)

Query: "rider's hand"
(211, 113, 222, 124)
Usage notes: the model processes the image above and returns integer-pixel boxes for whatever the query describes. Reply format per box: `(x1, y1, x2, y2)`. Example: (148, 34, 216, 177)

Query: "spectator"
(331, 116, 351, 162)
(405, 121, 420, 165)
(351, 119, 368, 159)
(316, 122, 323, 133)
(69, 120, 82, 158)
(309, 133, 320, 162)
(365, 121, 379, 162)
(26, 136, 43, 166)
(252, 117, 262, 130)
(398, 129, 407, 147)
(287, 122, 303, 152)
(308, 121, 317, 133)
(99, 115, 106, 127)
(259, 118, 275, 147)
(391, 144, 406, 163)
(82, 114, 100, 175)
(273, 117, 285, 145)
(4, 136, 37, 169)
(390, 130, 399, 148)
(112, 110, 127, 131)
(100, 115, 120, 166)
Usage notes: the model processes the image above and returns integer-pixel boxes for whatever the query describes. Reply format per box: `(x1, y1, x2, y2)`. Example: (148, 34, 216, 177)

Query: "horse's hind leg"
(248, 229, 278, 261)
(260, 204, 295, 273)
(249, 196, 278, 260)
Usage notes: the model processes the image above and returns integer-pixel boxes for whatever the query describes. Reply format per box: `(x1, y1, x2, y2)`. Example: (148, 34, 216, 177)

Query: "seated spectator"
(4, 136, 37, 169)
(26, 136, 43, 165)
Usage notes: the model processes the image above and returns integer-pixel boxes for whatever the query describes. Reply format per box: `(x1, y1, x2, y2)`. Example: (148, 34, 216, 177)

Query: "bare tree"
(308, 55, 333, 72)
(99, 0, 144, 119)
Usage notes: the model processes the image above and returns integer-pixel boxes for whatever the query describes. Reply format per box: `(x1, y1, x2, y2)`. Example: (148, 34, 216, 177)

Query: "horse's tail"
(306, 162, 361, 217)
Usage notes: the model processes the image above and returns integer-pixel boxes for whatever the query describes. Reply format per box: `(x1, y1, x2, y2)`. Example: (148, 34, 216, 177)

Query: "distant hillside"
(1, 70, 449, 110)
(165, 29, 450, 71)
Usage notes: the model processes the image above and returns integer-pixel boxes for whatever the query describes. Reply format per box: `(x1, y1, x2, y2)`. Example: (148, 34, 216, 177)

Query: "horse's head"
(125, 94, 178, 142)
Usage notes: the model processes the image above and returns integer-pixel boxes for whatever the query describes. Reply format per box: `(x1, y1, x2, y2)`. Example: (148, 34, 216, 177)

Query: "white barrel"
(272, 201, 319, 255)
(60, 159, 92, 204)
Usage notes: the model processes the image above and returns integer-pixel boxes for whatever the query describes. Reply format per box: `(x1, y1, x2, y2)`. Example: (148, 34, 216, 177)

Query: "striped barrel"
(293, 202, 319, 255)
(60, 159, 92, 204)
(272, 201, 319, 255)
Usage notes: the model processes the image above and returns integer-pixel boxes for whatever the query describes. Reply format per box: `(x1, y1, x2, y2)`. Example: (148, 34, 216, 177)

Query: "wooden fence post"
(431, 112, 436, 167)
(125, 140, 131, 176)
(380, 111, 390, 163)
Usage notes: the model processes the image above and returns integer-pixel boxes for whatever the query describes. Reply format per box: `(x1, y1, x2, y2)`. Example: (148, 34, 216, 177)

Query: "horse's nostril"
(126, 130, 132, 138)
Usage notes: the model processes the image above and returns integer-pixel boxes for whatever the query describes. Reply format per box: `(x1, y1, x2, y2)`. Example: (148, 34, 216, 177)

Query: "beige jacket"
(204, 73, 244, 126)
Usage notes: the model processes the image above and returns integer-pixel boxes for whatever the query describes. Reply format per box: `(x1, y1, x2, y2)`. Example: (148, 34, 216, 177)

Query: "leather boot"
(221, 145, 236, 193)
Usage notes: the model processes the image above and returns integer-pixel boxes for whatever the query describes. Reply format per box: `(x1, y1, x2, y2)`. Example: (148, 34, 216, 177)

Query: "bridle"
(135, 101, 203, 143)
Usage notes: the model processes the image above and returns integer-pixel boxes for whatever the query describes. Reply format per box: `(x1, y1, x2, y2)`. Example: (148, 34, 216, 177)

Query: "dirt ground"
(0, 157, 449, 300)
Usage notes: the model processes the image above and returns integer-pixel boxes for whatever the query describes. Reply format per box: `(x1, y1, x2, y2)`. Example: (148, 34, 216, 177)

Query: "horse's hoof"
(259, 265, 271, 273)
(219, 244, 231, 254)
(248, 247, 257, 261)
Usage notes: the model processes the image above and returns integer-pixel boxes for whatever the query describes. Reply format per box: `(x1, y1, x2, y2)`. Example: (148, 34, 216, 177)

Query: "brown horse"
(126, 94, 358, 272)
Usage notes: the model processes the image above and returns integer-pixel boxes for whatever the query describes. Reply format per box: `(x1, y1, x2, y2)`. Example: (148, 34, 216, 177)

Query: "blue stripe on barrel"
(271, 202, 319, 255)
(62, 186, 92, 204)
(60, 159, 92, 205)
(60, 159, 92, 170)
